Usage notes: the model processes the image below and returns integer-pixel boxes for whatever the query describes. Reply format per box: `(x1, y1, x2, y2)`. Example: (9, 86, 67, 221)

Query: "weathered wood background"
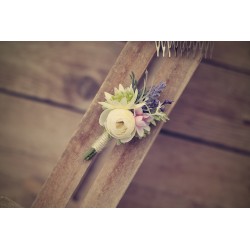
(0, 42, 250, 207)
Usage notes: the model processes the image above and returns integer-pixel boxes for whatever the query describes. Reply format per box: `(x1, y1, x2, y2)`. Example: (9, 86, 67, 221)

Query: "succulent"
(98, 84, 144, 110)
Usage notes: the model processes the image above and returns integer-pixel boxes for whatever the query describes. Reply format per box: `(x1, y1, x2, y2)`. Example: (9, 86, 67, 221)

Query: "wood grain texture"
(0, 42, 249, 111)
(211, 42, 250, 72)
(1, 42, 249, 152)
(118, 135, 250, 208)
(0, 94, 81, 207)
(77, 54, 202, 207)
(32, 42, 156, 207)
(0, 42, 124, 110)
(1, 90, 249, 208)
(0, 42, 249, 208)
(164, 63, 250, 151)
(0, 196, 21, 208)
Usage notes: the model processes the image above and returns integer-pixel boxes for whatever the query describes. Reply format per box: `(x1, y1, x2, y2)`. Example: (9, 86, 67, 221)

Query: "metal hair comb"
(155, 41, 215, 59)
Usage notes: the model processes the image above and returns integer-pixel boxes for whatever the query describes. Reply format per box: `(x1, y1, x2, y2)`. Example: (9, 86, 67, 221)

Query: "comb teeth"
(155, 41, 215, 59)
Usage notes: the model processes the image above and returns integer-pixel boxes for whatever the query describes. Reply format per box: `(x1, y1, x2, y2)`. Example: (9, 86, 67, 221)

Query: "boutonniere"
(84, 72, 173, 160)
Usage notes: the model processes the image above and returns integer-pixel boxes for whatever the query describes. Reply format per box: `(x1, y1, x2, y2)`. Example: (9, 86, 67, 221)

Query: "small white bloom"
(99, 109, 136, 143)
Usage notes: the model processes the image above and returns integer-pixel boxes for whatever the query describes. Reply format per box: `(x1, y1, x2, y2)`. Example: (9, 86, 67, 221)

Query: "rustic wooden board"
(164, 63, 250, 152)
(1, 42, 249, 152)
(1, 92, 249, 208)
(0, 94, 81, 206)
(210, 41, 250, 72)
(32, 42, 157, 207)
(118, 135, 250, 208)
(0, 42, 249, 112)
(0, 41, 249, 207)
(0, 196, 21, 208)
(0, 42, 124, 110)
(75, 54, 202, 207)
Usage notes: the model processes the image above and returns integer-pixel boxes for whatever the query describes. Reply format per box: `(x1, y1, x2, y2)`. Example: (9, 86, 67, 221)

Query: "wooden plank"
(163, 63, 250, 151)
(32, 42, 157, 207)
(0, 42, 249, 207)
(0, 172, 36, 207)
(1, 42, 249, 152)
(75, 54, 202, 208)
(0, 42, 249, 113)
(118, 135, 250, 208)
(0, 42, 124, 110)
(0, 69, 248, 208)
(0, 94, 82, 207)
(1, 91, 249, 208)
(0, 196, 21, 208)
(211, 41, 250, 71)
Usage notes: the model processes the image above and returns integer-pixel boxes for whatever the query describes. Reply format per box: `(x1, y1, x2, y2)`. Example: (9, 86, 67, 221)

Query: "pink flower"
(134, 108, 152, 138)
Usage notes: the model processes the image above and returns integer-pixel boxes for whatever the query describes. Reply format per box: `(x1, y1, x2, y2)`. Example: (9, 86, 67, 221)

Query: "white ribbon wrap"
(92, 131, 111, 152)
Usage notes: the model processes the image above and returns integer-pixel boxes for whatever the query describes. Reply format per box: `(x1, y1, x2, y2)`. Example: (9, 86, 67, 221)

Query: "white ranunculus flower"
(99, 109, 136, 143)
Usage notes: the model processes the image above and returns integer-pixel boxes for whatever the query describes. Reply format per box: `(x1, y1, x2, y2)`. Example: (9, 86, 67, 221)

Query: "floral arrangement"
(84, 72, 172, 160)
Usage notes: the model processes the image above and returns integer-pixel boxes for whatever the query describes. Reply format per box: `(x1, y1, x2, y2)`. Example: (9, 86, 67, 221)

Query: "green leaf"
(130, 71, 138, 91)
(151, 120, 156, 126)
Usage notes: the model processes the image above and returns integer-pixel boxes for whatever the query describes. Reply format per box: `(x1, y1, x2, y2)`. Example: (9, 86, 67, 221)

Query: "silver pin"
(209, 41, 214, 59)
(204, 41, 210, 59)
(167, 41, 172, 58)
(186, 41, 192, 58)
(155, 41, 161, 57)
(161, 41, 167, 57)
(192, 41, 198, 58)
(181, 41, 186, 57)
(173, 41, 179, 57)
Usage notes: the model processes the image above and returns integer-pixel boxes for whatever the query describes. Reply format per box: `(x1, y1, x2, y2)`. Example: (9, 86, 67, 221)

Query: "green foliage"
(130, 72, 138, 91)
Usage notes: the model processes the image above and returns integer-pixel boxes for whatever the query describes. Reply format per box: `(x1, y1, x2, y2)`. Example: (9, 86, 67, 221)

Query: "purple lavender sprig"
(142, 82, 173, 113)
(160, 99, 173, 111)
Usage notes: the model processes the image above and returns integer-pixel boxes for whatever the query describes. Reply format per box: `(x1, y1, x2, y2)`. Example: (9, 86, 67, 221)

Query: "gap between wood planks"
(31, 42, 160, 207)
(0, 87, 84, 114)
(0, 57, 249, 112)
(202, 59, 250, 76)
(117, 134, 250, 208)
(1, 88, 250, 158)
(161, 129, 250, 157)
(0, 42, 247, 208)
